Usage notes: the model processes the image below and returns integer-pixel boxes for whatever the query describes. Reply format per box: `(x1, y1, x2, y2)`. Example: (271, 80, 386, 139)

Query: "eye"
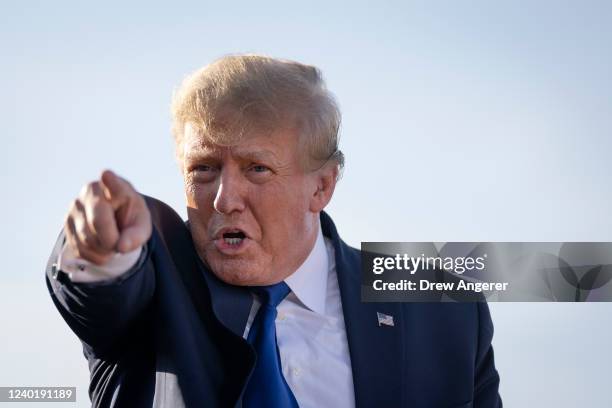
(246, 163, 274, 183)
(250, 164, 271, 173)
(190, 163, 222, 174)
(189, 164, 218, 182)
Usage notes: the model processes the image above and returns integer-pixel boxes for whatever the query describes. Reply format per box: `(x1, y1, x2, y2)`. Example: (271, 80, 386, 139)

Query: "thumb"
(117, 224, 151, 253)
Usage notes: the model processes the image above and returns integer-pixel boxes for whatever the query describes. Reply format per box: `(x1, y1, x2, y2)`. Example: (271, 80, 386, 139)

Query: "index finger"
(100, 169, 135, 210)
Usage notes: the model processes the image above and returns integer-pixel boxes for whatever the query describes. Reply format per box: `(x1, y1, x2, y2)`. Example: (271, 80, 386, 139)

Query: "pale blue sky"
(2, 1, 612, 406)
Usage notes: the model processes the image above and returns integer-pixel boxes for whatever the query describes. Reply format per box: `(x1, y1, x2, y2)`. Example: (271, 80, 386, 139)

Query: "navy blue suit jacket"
(46, 196, 502, 407)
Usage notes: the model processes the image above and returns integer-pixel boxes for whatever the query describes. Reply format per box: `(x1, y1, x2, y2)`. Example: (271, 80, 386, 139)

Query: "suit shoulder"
(142, 195, 184, 226)
(344, 242, 361, 259)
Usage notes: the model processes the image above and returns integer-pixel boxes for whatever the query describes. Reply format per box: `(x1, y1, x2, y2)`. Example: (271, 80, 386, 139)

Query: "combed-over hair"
(171, 54, 344, 171)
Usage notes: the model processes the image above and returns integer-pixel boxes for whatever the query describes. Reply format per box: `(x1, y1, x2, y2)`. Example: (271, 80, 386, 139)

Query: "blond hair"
(171, 54, 344, 171)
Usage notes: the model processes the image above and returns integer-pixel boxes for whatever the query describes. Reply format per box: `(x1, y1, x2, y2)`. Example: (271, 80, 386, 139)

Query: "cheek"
(186, 205, 209, 233)
(185, 181, 215, 209)
(185, 184, 216, 237)
(254, 186, 311, 237)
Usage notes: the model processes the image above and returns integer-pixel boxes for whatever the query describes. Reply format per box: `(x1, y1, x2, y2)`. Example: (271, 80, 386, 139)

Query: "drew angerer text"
(372, 279, 509, 293)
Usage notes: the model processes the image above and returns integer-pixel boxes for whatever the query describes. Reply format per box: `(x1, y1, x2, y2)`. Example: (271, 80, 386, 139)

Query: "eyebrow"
(231, 147, 280, 164)
(184, 146, 281, 164)
(184, 148, 221, 162)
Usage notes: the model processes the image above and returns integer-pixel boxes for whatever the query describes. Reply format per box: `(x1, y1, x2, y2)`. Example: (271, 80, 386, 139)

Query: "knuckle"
(79, 181, 100, 199)
(64, 210, 74, 226)
(78, 184, 89, 198)
(90, 196, 110, 213)
(64, 222, 77, 245)
(74, 198, 86, 213)
(73, 219, 88, 240)
(90, 181, 102, 192)
(69, 198, 80, 212)
(80, 225, 96, 242)
(83, 235, 97, 248)
(91, 215, 108, 232)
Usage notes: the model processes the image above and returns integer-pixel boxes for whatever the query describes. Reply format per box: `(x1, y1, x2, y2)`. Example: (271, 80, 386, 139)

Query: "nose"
(213, 168, 247, 215)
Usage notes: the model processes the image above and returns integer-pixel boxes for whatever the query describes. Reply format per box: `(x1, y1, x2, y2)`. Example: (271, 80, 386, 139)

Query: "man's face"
(182, 125, 321, 286)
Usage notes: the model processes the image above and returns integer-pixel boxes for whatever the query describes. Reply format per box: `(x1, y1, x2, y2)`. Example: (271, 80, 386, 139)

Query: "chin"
(197, 242, 280, 286)
(205, 255, 268, 286)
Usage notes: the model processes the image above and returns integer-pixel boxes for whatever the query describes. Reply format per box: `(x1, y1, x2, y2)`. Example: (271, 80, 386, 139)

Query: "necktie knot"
(251, 281, 291, 308)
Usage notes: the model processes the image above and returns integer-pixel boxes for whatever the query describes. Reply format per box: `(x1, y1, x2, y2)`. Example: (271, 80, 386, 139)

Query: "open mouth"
(213, 227, 251, 253)
(222, 230, 246, 246)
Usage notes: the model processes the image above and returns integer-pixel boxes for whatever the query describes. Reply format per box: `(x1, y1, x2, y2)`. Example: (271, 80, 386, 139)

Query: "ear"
(309, 164, 339, 213)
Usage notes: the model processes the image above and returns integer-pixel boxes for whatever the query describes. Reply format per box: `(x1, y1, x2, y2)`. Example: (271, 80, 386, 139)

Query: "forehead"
(182, 124, 300, 162)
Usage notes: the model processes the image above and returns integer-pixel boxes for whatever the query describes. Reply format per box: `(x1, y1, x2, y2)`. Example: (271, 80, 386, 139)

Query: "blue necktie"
(243, 282, 299, 408)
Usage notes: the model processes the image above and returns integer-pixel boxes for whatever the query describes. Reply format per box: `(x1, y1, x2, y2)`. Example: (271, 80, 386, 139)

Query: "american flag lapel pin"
(377, 312, 394, 327)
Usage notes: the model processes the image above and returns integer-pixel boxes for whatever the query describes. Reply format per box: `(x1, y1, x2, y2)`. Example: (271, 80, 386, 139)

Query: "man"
(46, 54, 502, 407)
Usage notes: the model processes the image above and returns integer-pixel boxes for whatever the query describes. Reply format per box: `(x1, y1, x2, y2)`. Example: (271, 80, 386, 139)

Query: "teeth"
(224, 237, 243, 245)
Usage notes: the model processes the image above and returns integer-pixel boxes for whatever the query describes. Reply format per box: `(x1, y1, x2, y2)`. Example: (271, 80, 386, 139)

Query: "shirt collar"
(284, 222, 329, 315)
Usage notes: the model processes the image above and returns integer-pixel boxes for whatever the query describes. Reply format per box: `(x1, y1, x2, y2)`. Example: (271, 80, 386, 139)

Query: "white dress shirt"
(58, 223, 355, 408)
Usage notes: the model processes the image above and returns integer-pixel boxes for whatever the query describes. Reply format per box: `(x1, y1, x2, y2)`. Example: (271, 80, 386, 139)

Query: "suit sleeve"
(45, 228, 157, 357)
(473, 302, 503, 407)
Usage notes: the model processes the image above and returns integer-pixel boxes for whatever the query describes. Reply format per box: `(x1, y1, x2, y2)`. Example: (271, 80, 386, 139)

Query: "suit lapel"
(321, 212, 405, 408)
(197, 258, 254, 337)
